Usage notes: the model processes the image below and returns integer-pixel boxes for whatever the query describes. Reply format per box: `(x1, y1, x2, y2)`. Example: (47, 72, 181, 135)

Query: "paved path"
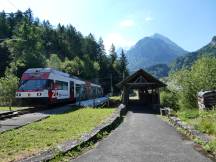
(72, 105, 212, 162)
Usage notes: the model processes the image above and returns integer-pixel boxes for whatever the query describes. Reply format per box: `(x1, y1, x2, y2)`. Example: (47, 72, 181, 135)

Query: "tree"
(3, 20, 46, 76)
(47, 54, 62, 70)
(109, 44, 117, 65)
(0, 11, 12, 76)
(0, 9, 127, 97)
(119, 49, 128, 79)
(0, 70, 19, 107)
(82, 33, 98, 60)
(170, 56, 216, 109)
(62, 57, 84, 77)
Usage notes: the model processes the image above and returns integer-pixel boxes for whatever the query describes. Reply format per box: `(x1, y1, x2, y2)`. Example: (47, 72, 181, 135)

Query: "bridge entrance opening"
(117, 69, 166, 112)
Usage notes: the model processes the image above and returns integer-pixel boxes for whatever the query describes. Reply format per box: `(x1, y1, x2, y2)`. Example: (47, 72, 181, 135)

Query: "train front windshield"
(19, 80, 49, 91)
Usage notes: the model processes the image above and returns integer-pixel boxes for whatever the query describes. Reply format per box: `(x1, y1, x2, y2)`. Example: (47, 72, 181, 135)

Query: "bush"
(169, 56, 216, 109)
(160, 90, 179, 110)
(0, 72, 19, 106)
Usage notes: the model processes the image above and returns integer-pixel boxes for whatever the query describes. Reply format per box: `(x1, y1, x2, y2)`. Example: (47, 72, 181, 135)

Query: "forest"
(0, 9, 128, 105)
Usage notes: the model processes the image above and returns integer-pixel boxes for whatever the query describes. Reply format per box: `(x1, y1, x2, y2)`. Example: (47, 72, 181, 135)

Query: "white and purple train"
(15, 68, 103, 105)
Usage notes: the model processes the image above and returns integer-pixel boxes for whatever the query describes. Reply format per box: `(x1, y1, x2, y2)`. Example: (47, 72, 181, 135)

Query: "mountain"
(171, 36, 216, 71)
(126, 33, 187, 72)
(146, 64, 170, 78)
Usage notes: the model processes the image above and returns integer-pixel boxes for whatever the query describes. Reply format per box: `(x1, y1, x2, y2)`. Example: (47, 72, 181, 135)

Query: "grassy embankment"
(0, 107, 19, 111)
(0, 107, 115, 162)
(176, 108, 216, 154)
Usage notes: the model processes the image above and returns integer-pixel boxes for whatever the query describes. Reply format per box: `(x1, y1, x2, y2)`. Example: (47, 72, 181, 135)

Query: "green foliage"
(0, 71, 19, 106)
(46, 54, 62, 70)
(193, 110, 216, 136)
(169, 56, 216, 109)
(176, 109, 199, 121)
(160, 90, 179, 110)
(146, 64, 170, 78)
(170, 36, 216, 72)
(0, 107, 19, 111)
(177, 109, 216, 136)
(109, 44, 117, 65)
(204, 140, 216, 154)
(61, 57, 84, 77)
(0, 9, 128, 95)
(176, 108, 216, 155)
(109, 96, 122, 102)
(119, 49, 128, 79)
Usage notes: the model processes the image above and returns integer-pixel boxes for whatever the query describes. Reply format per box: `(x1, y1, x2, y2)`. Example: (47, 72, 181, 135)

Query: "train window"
(80, 84, 86, 99)
(55, 81, 68, 90)
(92, 86, 97, 98)
(76, 84, 81, 97)
(47, 80, 54, 90)
(19, 80, 48, 90)
(70, 81, 74, 96)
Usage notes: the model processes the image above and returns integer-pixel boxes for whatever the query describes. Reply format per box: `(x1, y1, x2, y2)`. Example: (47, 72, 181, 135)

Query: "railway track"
(0, 97, 109, 120)
(0, 105, 56, 120)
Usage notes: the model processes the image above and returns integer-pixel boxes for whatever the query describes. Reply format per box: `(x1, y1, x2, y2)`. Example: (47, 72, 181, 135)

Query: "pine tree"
(109, 44, 117, 65)
(119, 49, 128, 79)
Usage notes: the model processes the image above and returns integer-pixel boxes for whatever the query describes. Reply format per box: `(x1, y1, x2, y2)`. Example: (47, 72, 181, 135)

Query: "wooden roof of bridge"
(116, 69, 166, 89)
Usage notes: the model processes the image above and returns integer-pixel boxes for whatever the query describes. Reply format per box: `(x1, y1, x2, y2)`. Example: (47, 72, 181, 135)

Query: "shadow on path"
(128, 100, 159, 114)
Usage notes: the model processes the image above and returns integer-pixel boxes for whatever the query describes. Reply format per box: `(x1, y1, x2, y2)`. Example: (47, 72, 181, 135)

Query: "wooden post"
(123, 85, 129, 105)
(157, 88, 160, 105)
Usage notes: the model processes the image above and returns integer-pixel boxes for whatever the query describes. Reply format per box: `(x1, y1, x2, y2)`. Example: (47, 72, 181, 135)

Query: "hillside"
(145, 64, 170, 78)
(126, 33, 187, 72)
(171, 36, 216, 71)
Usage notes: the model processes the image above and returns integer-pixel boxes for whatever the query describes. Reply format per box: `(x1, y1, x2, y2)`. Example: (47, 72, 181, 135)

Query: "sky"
(0, 0, 216, 51)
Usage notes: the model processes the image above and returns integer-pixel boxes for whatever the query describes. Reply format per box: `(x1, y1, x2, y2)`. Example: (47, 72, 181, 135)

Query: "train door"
(70, 81, 75, 102)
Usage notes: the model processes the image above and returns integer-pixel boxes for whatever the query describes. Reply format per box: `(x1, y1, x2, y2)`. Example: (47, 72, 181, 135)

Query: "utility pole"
(110, 73, 113, 96)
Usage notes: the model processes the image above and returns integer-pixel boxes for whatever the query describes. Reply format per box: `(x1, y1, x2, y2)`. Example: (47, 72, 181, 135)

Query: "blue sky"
(1, 0, 216, 51)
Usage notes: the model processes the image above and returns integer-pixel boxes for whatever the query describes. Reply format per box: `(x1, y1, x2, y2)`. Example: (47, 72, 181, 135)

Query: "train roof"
(24, 68, 101, 87)
(24, 68, 70, 77)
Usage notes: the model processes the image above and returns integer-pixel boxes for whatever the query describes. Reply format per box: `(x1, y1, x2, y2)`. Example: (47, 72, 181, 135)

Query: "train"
(15, 68, 103, 105)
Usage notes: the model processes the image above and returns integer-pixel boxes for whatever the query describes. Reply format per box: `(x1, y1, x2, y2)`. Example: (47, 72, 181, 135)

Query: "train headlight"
(37, 93, 42, 96)
(16, 93, 21, 96)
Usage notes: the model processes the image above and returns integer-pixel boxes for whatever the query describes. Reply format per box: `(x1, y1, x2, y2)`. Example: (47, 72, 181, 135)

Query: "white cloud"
(119, 19, 135, 28)
(145, 16, 153, 22)
(104, 32, 135, 51)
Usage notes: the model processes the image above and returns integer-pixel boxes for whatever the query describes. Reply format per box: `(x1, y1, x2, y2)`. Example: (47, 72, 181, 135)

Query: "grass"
(176, 109, 216, 155)
(177, 109, 216, 136)
(0, 106, 19, 111)
(0, 107, 115, 162)
(50, 108, 124, 162)
(176, 109, 200, 122)
(109, 96, 121, 102)
(50, 130, 109, 162)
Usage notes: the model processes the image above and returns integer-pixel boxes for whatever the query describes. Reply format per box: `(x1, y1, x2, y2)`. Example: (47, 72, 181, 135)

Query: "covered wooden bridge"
(117, 69, 166, 110)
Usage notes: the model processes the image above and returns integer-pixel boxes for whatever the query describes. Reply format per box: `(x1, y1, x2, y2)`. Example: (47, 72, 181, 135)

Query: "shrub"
(160, 90, 179, 110)
(170, 56, 216, 109)
(0, 72, 19, 106)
